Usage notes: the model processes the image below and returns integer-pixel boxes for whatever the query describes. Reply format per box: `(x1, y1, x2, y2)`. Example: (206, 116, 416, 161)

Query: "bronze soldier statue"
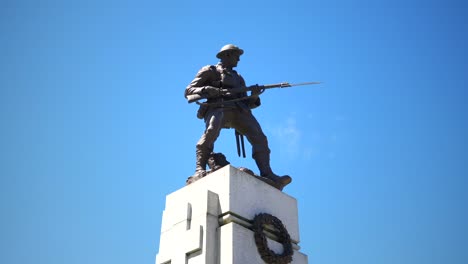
(184, 44, 292, 190)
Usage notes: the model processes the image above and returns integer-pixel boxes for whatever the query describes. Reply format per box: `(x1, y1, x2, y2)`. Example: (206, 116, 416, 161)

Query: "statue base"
(156, 165, 308, 264)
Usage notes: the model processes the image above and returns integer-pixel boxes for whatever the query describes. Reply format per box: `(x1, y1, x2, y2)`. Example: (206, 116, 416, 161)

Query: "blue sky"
(1, 0, 467, 263)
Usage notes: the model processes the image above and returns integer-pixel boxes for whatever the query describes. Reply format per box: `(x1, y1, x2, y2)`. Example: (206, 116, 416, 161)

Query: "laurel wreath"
(252, 213, 293, 264)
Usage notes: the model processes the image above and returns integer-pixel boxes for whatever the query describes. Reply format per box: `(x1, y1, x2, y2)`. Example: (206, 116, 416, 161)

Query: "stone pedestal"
(155, 165, 308, 264)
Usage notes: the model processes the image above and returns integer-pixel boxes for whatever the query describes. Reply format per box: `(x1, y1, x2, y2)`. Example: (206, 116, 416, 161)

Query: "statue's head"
(216, 44, 243, 68)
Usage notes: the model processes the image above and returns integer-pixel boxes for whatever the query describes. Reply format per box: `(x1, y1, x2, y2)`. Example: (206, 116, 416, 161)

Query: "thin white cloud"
(271, 117, 301, 158)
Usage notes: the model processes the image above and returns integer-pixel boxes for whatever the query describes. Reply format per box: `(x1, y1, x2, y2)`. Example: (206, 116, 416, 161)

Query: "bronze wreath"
(252, 213, 293, 264)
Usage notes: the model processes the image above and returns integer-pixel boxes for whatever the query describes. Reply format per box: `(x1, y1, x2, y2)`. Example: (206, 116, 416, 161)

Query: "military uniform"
(184, 44, 291, 190)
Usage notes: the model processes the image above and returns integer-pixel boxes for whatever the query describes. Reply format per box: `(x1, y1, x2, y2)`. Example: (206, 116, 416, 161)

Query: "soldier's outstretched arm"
(239, 76, 261, 109)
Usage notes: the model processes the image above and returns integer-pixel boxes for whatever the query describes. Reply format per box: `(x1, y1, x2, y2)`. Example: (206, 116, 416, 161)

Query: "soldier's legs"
(233, 112, 292, 190)
(195, 109, 225, 174)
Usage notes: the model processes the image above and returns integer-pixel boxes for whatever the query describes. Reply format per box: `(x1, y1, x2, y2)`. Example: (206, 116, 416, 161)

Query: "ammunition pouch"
(197, 104, 208, 119)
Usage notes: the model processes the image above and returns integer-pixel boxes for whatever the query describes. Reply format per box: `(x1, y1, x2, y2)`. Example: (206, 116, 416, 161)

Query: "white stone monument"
(155, 165, 308, 264)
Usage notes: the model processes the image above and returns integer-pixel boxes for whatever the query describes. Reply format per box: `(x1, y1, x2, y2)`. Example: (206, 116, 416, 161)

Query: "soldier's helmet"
(216, 44, 244, 59)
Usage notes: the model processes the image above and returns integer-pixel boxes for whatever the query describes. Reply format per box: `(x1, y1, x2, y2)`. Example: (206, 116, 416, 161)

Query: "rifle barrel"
(187, 81, 321, 103)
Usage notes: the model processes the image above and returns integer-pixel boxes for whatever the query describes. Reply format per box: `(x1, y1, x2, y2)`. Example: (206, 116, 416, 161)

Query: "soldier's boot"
(186, 148, 210, 185)
(254, 153, 292, 191)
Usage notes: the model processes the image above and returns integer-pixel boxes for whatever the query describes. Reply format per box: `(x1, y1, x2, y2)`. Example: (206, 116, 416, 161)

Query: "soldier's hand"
(250, 84, 263, 96)
(202, 86, 220, 97)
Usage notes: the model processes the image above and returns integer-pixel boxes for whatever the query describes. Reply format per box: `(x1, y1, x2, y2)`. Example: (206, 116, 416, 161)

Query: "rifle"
(186, 82, 321, 104)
